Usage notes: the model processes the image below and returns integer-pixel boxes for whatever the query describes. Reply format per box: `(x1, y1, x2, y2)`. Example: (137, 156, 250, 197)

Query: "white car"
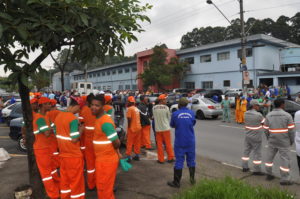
(2, 103, 19, 118)
(170, 95, 223, 120)
(3, 99, 21, 107)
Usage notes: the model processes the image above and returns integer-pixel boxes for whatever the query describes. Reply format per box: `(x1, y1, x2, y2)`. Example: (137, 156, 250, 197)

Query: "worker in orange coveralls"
(79, 93, 97, 190)
(126, 96, 142, 161)
(91, 94, 121, 199)
(34, 97, 60, 199)
(54, 97, 85, 199)
(47, 99, 61, 169)
(104, 94, 114, 117)
(240, 96, 248, 124)
(235, 95, 241, 124)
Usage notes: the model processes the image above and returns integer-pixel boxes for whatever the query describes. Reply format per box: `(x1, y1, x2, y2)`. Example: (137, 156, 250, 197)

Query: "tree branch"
(50, 53, 63, 71)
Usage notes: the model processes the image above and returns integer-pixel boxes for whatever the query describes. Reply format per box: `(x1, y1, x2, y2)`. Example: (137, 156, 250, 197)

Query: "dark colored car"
(6, 102, 23, 126)
(9, 117, 26, 152)
(284, 100, 300, 118)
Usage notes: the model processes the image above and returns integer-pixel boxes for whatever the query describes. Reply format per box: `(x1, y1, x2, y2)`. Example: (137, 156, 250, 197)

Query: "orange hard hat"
(158, 94, 167, 100)
(30, 98, 38, 104)
(49, 99, 57, 106)
(128, 96, 135, 103)
(38, 97, 50, 105)
(81, 95, 87, 102)
(104, 95, 112, 103)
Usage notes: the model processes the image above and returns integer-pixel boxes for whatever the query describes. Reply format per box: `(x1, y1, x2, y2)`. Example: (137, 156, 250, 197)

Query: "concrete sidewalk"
(0, 151, 299, 199)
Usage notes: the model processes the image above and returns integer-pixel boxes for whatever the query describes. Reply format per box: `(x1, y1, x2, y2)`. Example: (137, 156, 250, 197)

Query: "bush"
(174, 177, 295, 199)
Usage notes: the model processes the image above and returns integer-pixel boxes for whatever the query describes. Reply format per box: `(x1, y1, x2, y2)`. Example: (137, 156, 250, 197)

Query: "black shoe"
(126, 156, 132, 163)
(167, 181, 180, 188)
(280, 181, 293, 186)
(167, 169, 182, 188)
(167, 159, 175, 163)
(252, 172, 264, 176)
(157, 160, 164, 164)
(242, 168, 250, 172)
(189, 167, 196, 185)
(133, 155, 140, 161)
(113, 187, 117, 192)
(266, 175, 275, 181)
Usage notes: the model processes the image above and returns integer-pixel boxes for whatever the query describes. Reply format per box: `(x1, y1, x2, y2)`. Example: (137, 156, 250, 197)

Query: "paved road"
(194, 118, 300, 181)
(1, 117, 299, 182)
(0, 125, 26, 156)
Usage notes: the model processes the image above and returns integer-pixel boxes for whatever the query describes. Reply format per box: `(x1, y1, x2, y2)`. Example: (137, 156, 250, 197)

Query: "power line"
(246, 2, 300, 13)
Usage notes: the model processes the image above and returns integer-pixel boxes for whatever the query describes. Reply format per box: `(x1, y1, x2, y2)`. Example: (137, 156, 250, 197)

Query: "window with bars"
(200, 55, 211, 63)
(202, 81, 213, 89)
(217, 51, 230, 61)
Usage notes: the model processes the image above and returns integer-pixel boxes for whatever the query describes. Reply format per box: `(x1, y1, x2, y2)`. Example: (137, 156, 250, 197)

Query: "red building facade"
(136, 49, 180, 92)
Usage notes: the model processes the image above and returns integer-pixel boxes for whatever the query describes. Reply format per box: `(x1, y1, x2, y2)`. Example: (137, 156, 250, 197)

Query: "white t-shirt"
(294, 110, 300, 156)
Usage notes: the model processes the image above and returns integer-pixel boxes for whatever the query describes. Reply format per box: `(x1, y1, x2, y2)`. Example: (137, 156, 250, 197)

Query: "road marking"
(0, 136, 10, 139)
(221, 162, 242, 169)
(9, 154, 27, 157)
(290, 150, 296, 153)
(219, 125, 244, 130)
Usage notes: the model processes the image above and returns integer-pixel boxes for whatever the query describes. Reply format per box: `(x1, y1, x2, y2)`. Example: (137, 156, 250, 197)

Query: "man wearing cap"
(138, 95, 153, 150)
(34, 97, 60, 199)
(54, 97, 85, 199)
(263, 98, 295, 185)
(79, 93, 97, 190)
(241, 100, 265, 175)
(126, 96, 142, 161)
(104, 95, 114, 118)
(168, 98, 196, 188)
(46, 99, 61, 170)
(153, 94, 175, 163)
(91, 94, 121, 199)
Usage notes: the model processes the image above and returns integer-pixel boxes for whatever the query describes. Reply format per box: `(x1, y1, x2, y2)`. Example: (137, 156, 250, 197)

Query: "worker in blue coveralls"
(167, 97, 196, 188)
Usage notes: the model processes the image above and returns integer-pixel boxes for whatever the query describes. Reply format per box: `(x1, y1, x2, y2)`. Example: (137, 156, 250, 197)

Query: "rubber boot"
(189, 167, 196, 185)
(167, 169, 182, 188)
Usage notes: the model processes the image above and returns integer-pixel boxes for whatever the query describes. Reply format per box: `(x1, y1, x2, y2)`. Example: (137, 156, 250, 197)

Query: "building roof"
(176, 34, 300, 55)
(258, 71, 300, 76)
(87, 60, 136, 73)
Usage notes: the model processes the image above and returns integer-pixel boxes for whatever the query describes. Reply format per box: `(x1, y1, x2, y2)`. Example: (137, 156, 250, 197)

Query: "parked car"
(284, 99, 300, 118)
(172, 88, 193, 94)
(170, 95, 223, 120)
(3, 98, 21, 107)
(9, 117, 26, 152)
(224, 88, 242, 95)
(222, 91, 242, 107)
(6, 102, 23, 126)
(190, 89, 206, 95)
(2, 103, 18, 119)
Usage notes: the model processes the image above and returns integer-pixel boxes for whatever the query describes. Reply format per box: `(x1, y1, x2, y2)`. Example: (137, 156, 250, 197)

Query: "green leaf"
(0, 12, 13, 21)
(79, 13, 89, 26)
(17, 27, 28, 40)
(0, 24, 3, 39)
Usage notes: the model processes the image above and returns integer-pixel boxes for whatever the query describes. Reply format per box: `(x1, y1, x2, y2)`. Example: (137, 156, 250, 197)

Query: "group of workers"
(241, 98, 296, 185)
(23, 91, 197, 199)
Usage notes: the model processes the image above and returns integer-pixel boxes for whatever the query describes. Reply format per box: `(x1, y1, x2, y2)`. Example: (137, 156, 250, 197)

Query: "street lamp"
(207, 0, 248, 94)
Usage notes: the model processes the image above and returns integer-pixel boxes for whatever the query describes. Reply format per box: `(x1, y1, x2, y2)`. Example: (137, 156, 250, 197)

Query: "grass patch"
(174, 177, 295, 199)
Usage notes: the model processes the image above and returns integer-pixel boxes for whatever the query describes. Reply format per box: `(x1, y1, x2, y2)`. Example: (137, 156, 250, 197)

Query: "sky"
(0, 0, 299, 76)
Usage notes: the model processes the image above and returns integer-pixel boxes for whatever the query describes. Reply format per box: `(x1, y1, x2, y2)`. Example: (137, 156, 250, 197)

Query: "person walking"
(126, 96, 142, 161)
(241, 100, 265, 175)
(34, 97, 60, 199)
(91, 94, 121, 199)
(240, 97, 248, 124)
(263, 98, 295, 185)
(79, 94, 97, 190)
(104, 95, 114, 117)
(54, 97, 85, 199)
(235, 95, 241, 124)
(294, 110, 300, 175)
(262, 97, 271, 116)
(167, 98, 196, 188)
(221, 95, 231, 123)
(153, 94, 175, 164)
(138, 95, 153, 150)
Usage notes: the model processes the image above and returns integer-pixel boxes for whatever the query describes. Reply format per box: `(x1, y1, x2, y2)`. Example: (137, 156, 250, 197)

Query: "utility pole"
(84, 64, 88, 94)
(239, 0, 248, 95)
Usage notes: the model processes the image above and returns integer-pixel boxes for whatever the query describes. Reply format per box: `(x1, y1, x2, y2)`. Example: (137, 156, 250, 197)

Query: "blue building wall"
(280, 47, 300, 65)
(70, 61, 138, 91)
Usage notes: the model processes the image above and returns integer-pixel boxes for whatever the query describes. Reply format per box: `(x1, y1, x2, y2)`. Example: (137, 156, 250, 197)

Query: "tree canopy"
(0, 0, 151, 198)
(139, 45, 189, 91)
(180, 12, 300, 49)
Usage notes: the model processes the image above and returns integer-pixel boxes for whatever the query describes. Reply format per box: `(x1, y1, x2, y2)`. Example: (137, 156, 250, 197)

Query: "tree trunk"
(18, 78, 46, 199)
(60, 70, 64, 91)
